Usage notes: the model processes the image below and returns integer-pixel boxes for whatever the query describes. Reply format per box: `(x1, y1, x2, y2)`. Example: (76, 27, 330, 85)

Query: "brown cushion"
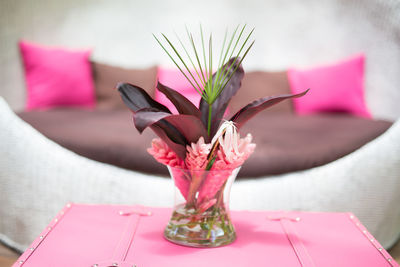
(18, 110, 392, 178)
(18, 109, 167, 175)
(229, 71, 293, 115)
(91, 62, 158, 110)
(239, 113, 392, 177)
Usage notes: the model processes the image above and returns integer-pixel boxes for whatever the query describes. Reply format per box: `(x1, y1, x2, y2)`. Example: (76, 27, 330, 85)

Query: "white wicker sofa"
(1, 0, 400, 253)
(1, 97, 399, 251)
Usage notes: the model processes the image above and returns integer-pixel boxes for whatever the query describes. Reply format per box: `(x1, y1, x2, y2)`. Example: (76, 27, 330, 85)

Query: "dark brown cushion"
(239, 113, 392, 177)
(18, 109, 166, 175)
(91, 62, 158, 110)
(229, 71, 293, 115)
(18, 110, 392, 178)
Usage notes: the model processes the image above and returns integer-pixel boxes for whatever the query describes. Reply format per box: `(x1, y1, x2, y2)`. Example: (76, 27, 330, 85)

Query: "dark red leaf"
(117, 83, 170, 113)
(118, 83, 190, 158)
(199, 57, 244, 137)
(133, 108, 209, 144)
(157, 82, 202, 119)
(165, 115, 210, 144)
(150, 124, 187, 160)
(133, 108, 171, 133)
(230, 89, 310, 129)
(154, 120, 187, 146)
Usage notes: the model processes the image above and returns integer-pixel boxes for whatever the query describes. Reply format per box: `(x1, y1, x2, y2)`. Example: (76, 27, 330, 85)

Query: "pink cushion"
(287, 54, 371, 118)
(19, 40, 95, 110)
(155, 67, 202, 114)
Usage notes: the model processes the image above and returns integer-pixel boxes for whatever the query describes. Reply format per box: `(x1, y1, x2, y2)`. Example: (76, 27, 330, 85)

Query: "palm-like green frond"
(153, 25, 254, 135)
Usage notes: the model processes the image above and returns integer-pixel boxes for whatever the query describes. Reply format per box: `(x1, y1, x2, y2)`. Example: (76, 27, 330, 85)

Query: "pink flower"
(170, 167, 190, 200)
(185, 137, 211, 170)
(210, 121, 256, 170)
(197, 170, 232, 204)
(148, 138, 189, 199)
(214, 133, 256, 170)
(147, 138, 184, 168)
(198, 198, 217, 212)
(195, 123, 256, 205)
(212, 121, 240, 157)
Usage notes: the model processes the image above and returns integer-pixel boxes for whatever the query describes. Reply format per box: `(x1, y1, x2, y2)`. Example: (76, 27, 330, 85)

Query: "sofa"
(0, 0, 400, 253)
(1, 92, 400, 251)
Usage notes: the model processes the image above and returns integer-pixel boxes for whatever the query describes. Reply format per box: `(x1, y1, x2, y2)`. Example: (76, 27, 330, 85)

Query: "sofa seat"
(18, 109, 392, 178)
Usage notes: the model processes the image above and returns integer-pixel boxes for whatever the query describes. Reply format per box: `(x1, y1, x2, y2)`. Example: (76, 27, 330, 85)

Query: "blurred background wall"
(0, 0, 399, 119)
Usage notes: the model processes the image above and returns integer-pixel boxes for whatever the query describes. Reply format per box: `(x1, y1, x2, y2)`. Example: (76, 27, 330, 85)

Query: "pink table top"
(14, 204, 398, 267)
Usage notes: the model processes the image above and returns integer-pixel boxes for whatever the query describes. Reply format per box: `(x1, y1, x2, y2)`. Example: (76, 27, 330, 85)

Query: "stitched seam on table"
(122, 215, 141, 261)
(111, 213, 138, 261)
(346, 212, 397, 267)
(18, 203, 73, 266)
(288, 219, 316, 267)
(280, 220, 304, 267)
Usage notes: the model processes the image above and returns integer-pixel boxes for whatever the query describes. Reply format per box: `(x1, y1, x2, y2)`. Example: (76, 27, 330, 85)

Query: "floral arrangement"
(118, 25, 308, 247)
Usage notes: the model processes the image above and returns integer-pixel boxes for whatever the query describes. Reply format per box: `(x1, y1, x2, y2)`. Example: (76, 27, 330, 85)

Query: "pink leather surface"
(15, 204, 397, 267)
(288, 54, 371, 118)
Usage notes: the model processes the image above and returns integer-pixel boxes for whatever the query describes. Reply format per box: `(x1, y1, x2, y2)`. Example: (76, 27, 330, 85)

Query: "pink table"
(14, 204, 398, 267)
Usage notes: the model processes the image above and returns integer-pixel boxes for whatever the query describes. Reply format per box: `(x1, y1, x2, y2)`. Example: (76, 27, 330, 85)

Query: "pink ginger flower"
(147, 138, 184, 168)
(198, 198, 217, 212)
(197, 169, 232, 204)
(214, 133, 256, 170)
(183, 137, 212, 206)
(185, 137, 211, 170)
(148, 138, 189, 199)
(212, 121, 256, 170)
(170, 167, 190, 200)
(197, 122, 255, 204)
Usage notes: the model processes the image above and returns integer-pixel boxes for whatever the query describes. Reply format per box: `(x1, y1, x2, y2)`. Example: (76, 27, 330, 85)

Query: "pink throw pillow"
(19, 40, 95, 110)
(155, 67, 201, 114)
(287, 54, 371, 118)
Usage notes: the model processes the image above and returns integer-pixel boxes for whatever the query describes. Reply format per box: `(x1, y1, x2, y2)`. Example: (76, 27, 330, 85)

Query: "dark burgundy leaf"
(154, 120, 187, 146)
(135, 112, 188, 159)
(230, 89, 310, 129)
(165, 115, 210, 144)
(133, 108, 209, 144)
(133, 108, 171, 133)
(117, 83, 170, 113)
(199, 57, 244, 137)
(118, 83, 192, 159)
(157, 82, 202, 119)
(150, 124, 187, 160)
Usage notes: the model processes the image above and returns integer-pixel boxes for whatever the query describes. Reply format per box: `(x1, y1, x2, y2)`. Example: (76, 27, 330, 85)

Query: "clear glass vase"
(164, 166, 240, 247)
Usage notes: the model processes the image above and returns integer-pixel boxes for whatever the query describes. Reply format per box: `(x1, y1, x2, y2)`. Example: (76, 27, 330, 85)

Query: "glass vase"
(164, 166, 240, 248)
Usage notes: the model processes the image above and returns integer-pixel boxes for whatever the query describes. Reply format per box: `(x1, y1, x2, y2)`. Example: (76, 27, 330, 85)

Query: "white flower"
(211, 120, 240, 159)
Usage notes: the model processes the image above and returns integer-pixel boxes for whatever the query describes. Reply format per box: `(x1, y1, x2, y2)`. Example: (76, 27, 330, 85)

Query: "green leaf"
(199, 58, 245, 137)
(154, 25, 254, 107)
